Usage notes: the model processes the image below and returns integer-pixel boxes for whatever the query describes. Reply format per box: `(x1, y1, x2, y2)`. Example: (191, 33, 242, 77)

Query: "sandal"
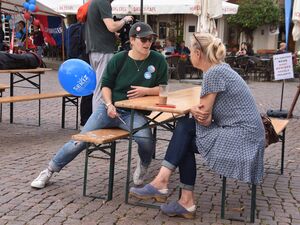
(161, 201, 196, 219)
(129, 184, 168, 203)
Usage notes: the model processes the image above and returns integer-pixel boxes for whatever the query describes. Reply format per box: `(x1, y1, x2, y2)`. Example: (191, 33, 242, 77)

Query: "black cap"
(129, 22, 157, 38)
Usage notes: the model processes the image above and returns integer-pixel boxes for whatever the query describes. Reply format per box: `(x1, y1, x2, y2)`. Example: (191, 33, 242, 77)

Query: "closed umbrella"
(195, 0, 222, 36)
(292, 0, 300, 41)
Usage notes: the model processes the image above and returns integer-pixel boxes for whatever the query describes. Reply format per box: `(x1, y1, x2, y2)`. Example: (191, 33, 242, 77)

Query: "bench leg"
(83, 143, 90, 197)
(280, 129, 286, 175)
(152, 127, 157, 159)
(83, 142, 116, 201)
(221, 176, 226, 219)
(61, 96, 79, 129)
(0, 91, 2, 122)
(221, 176, 256, 223)
(61, 97, 66, 129)
(75, 97, 79, 130)
(250, 184, 256, 223)
(107, 141, 116, 201)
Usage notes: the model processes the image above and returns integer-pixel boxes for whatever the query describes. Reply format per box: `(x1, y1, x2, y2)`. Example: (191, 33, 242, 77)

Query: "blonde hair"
(192, 33, 226, 64)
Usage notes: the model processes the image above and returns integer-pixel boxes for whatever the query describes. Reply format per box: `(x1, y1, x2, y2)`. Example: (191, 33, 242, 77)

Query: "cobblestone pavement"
(0, 70, 300, 225)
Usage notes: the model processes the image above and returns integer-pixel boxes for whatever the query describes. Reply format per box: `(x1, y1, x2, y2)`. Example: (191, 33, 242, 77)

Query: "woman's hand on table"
(127, 86, 148, 99)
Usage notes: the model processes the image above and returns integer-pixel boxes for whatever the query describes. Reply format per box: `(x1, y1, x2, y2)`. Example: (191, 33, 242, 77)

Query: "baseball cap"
(129, 22, 157, 38)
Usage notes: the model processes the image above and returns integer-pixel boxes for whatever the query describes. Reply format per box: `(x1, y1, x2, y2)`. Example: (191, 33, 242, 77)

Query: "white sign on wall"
(273, 53, 294, 80)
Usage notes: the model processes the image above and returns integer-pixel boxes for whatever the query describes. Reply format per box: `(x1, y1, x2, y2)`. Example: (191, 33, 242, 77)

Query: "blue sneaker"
(129, 184, 168, 203)
(161, 201, 196, 219)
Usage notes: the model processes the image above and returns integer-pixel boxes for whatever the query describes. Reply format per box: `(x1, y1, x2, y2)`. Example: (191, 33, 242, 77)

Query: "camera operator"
(115, 16, 138, 51)
(85, 0, 133, 112)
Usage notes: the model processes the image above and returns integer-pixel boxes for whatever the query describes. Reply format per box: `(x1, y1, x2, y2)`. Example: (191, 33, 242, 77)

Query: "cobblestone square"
(0, 70, 299, 225)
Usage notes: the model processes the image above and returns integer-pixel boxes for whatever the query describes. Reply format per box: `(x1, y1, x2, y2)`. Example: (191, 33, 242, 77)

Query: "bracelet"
(105, 102, 112, 109)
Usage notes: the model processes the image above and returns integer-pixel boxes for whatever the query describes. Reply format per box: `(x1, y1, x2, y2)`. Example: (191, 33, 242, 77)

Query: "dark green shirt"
(85, 0, 115, 53)
(102, 50, 168, 103)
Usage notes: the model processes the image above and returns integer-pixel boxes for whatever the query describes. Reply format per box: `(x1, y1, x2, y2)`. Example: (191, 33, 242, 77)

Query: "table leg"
(38, 74, 41, 126)
(125, 109, 135, 204)
(10, 73, 14, 124)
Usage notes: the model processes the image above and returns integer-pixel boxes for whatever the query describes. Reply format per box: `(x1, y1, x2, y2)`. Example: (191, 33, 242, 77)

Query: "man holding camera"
(85, 0, 133, 111)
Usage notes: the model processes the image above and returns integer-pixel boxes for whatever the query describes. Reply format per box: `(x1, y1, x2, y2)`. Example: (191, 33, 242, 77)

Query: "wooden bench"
(221, 117, 289, 223)
(73, 114, 290, 223)
(0, 91, 79, 128)
(0, 84, 9, 122)
(71, 112, 181, 200)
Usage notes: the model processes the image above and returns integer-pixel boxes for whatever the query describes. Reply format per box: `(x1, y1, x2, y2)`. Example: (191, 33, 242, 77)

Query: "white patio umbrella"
(194, 0, 222, 36)
(39, 0, 85, 14)
(292, 0, 300, 41)
(112, 0, 237, 15)
(38, 0, 238, 16)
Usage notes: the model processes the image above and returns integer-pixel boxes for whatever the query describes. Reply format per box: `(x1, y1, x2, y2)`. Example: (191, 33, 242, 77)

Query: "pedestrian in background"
(85, 0, 133, 111)
(32, 25, 45, 57)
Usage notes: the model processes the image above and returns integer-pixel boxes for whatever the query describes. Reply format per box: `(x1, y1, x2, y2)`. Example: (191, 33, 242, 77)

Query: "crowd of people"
(0, 19, 46, 57)
(151, 38, 190, 57)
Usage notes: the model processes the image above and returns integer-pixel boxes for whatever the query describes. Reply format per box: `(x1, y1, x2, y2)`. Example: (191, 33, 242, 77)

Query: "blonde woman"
(130, 33, 265, 219)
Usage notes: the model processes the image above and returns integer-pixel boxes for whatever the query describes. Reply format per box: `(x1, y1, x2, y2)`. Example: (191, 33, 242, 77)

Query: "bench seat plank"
(0, 84, 9, 91)
(0, 68, 52, 74)
(73, 115, 289, 147)
(72, 129, 130, 145)
(72, 112, 181, 145)
(0, 91, 72, 103)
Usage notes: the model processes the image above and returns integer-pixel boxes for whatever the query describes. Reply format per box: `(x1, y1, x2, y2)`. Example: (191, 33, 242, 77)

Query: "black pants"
(80, 94, 93, 126)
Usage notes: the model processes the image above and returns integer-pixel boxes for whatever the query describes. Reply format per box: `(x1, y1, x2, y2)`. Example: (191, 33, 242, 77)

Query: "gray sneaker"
(31, 169, 53, 189)
(133, 159, 148, 186)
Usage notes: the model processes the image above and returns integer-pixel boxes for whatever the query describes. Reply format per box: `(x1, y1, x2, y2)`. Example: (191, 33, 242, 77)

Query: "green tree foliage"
(227, 0, 280, 37)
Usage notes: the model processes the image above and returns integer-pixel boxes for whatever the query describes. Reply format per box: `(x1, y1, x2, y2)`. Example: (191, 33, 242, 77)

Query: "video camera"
(114, 16, 138, 51)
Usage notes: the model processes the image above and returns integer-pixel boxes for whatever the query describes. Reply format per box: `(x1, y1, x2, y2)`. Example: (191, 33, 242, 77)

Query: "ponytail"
(192, 33, 226, 64)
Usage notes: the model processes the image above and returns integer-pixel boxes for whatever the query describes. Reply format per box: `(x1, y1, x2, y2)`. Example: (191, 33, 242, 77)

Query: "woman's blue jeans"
(49, 104, 155, 172)
(161, 116, 198, 191)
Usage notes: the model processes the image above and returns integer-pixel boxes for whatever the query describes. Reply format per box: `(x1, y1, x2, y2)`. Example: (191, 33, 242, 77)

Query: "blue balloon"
(29, 0, 36, 4)
(58, 59, 96, 96)
(23, 2, 30, 10)
(5, 15, 11, 21)
(15, 32, 22, 39)
(28, 4, 36, 12)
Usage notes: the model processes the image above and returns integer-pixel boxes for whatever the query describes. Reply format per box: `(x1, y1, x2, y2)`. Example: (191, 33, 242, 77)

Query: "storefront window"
(159, 22, 167, 39)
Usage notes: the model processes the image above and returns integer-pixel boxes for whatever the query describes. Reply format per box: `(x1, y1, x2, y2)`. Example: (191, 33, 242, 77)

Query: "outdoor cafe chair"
(225, 56, 237, 68)
(166, 55, 180, 80)
(247, 56, 273, 81)
(235, 56, 252, 80)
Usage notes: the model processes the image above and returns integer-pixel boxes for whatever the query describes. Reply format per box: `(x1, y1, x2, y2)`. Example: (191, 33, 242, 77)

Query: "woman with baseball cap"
(31, 22, 168, 189)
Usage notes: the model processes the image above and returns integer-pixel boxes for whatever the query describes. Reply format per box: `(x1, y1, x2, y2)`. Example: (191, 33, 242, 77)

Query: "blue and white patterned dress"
(195, 63, 265, 185)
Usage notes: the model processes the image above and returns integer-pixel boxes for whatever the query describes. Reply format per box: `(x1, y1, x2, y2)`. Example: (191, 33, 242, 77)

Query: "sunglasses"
(193, 33, 203, 52)
(136, 36, 155, 43)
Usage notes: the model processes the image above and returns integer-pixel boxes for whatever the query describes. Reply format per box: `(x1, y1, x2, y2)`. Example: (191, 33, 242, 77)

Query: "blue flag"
(285, 0, 293, 48)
